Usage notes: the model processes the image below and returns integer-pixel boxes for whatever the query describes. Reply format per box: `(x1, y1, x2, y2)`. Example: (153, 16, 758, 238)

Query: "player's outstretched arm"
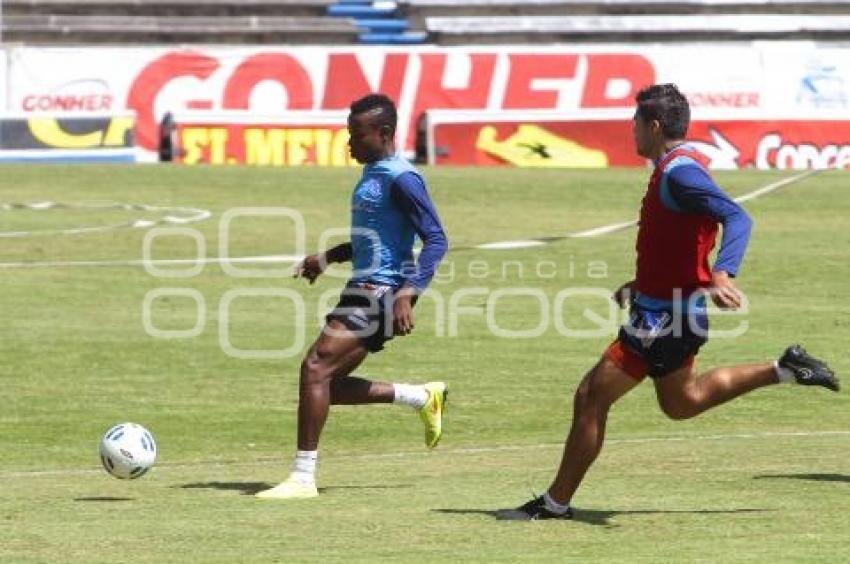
(294, 242, 352, 284)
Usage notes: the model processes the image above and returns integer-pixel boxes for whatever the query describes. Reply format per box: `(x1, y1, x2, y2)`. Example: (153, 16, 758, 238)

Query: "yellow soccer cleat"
(255, 477, 318, 500)
(419, 382, 448, 449)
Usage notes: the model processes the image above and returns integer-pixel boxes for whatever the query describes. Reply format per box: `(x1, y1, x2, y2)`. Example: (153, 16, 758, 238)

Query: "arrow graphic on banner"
(689, 128, 741, 170)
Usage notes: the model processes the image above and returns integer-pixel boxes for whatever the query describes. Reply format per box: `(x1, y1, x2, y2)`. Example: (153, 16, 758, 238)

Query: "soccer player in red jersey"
(509, 84, 839, 520)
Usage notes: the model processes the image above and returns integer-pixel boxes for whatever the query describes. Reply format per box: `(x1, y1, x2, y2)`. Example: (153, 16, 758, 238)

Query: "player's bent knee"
(574, 379, 593, 406)
(573, 377, 608, 413)
(657, 397, 698, 420)
(300, 354, 333, 385)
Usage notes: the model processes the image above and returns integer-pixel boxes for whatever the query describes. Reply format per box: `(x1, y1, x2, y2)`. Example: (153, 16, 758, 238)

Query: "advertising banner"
(173, 112, 351, 166)
(6, 44, 849, 164)
(0, 49, 7, 113)
(429, 112, 850, 170)
(0, 113, 136, 163)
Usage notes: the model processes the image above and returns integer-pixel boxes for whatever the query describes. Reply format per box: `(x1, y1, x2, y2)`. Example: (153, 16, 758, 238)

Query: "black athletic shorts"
(325, 283, 398, 353)
(615, 303, 709, 378)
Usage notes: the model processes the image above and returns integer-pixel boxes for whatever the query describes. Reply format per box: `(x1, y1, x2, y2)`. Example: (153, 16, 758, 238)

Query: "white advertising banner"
(0, 48, 7, 113)
(6, 44, 850, 160)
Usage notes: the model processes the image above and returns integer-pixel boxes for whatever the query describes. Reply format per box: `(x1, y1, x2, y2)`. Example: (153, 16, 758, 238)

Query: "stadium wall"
(2, 44, 849, 169)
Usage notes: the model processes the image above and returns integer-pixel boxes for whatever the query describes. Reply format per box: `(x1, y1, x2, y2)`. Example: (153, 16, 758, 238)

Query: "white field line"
(569, 219, 638, 238)
(0, 254, 303, 269)
(733, 168, 820, 204)
(476, 240, 547, 250)
(0, 170, 820, 268)
(0, 201, 212, 239)
(2, 429, 848, 479)
(473, 169, 820, 249)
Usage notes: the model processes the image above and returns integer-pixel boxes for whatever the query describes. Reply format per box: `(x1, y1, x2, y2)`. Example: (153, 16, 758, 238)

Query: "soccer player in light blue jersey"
(257, 94, 449, 500)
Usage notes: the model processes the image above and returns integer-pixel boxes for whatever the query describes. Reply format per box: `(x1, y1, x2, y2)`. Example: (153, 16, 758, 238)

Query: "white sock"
(290, 450, 317, 484)
(543, 491, 570, 515)
(393, 383, 429, 409)
(773, 360, 794, 383)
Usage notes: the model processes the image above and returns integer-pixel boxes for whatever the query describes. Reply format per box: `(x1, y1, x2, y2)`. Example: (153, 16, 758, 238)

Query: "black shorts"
(325, 283, 398, 353)
(616, 303, 709, 378)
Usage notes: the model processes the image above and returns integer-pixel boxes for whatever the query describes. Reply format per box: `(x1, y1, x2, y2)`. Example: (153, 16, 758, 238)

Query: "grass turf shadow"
(753, 473, 850, 484)
(74, 497, 135, 502)
(434, 507, 770, 527)
(178, 481, 273, 495)
(178, 481, 413, 496)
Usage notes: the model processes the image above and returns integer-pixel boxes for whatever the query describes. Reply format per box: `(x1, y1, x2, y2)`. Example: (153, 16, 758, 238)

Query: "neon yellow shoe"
(419, 382, 448, 449)
(255, 476, 318, 500)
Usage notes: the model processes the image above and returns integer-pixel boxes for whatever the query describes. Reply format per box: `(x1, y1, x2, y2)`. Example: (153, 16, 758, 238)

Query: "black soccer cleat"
(497, 496, 574, 521)
(779, 345, 840, 392)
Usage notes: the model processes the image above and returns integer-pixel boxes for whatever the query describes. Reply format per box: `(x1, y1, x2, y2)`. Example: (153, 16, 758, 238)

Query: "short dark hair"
(635, 84, 690, 139)
(350, 93, 397, 134)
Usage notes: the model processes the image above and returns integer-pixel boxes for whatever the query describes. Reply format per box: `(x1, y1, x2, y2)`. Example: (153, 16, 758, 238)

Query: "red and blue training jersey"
(635, 145, 753, 302)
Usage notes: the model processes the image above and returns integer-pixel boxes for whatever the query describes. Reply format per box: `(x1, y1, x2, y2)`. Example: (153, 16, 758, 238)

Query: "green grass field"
(1, 164, 848, 563)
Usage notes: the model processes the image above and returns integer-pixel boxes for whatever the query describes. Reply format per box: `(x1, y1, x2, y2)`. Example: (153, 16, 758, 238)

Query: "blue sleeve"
(390, 171, 448, 290)
(666, 164, 753, 277)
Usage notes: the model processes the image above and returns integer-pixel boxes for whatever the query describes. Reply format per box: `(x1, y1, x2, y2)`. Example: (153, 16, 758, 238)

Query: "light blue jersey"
(350, 154, 422, 287)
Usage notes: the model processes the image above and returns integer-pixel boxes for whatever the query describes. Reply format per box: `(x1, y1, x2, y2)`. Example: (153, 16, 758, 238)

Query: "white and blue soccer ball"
(99, 423, 157, 479)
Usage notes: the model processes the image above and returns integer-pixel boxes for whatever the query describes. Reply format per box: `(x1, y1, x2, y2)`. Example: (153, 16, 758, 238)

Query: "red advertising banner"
(430, 114, 850, 170)
(128, 50, 654, 156)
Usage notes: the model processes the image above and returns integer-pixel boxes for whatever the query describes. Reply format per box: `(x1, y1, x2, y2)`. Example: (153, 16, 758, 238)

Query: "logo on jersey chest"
(359, 179, 383, 199)
(353, 178, 384, 212)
